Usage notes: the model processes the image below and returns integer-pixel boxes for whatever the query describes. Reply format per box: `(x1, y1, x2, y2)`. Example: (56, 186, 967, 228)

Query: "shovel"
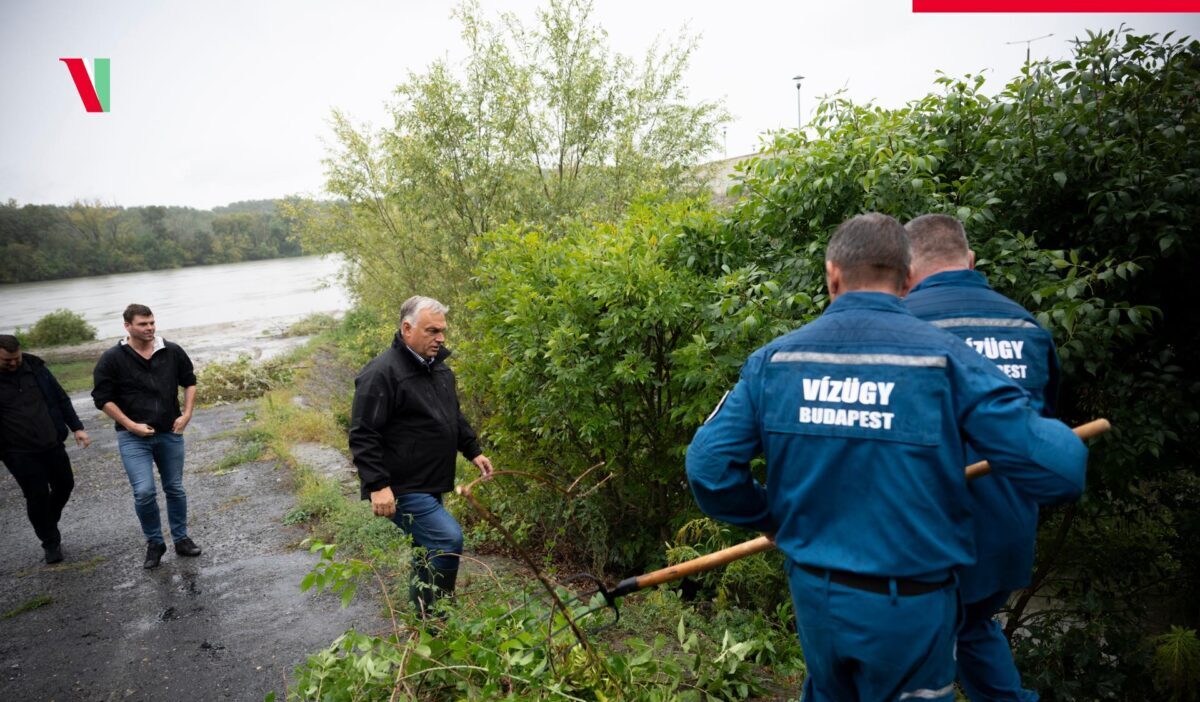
(567, 417, 1111, 625)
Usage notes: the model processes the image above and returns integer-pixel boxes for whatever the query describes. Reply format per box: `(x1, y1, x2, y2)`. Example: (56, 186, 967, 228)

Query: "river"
(1, 255, 351, 362)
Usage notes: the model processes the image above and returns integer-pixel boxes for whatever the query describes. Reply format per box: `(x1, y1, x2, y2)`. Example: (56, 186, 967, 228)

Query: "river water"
(1, 255, 351, 342)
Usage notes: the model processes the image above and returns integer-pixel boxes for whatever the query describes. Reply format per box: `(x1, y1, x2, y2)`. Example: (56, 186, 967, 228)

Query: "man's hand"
(370, 486, 397, 518)
(73, 430, 91, 448)
(127, 423, 156, 437)
(472, 454, 494, 479)
(172, 412, 192, 434)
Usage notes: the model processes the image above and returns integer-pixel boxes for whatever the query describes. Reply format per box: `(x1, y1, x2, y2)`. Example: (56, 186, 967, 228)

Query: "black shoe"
(174, 537, 202, 557)
(43, 543, 64, 564)
(144, 541, 167, 569)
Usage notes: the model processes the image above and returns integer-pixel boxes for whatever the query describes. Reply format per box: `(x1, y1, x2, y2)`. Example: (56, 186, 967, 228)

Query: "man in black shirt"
(92, 304, 201, 569)
(350, 295, 493, 618)
(0, 334, 90, 564)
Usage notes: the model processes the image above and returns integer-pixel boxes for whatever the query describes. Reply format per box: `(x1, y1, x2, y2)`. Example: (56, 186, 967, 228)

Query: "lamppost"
(792, 74, 805, 130)
(1006, 33, 1054, 65)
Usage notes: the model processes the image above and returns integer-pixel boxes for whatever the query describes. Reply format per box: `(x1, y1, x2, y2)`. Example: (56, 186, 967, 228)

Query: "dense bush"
(460, 27, 1200, 698)
(713, 29, 1199, 699)
(16, 309, 97, 347)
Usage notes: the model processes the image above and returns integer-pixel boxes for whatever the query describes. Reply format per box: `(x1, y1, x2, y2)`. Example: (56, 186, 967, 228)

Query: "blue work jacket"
(686, 292, 1085, 579)
(906, 269, 1060, 602)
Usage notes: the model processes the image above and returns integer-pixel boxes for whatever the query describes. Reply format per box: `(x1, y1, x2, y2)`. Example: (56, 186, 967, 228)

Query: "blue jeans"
(391, 492, 462, 571)
(957, 591, 1039, 702)
(787, 560, 959, 702)
(117, 431, 188, 544)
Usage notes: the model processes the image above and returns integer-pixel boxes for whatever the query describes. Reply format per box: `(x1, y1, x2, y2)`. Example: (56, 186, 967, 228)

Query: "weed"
(212, 495, 250, 513)
(209, 433, 268, 474)
(2, 594, 52, 619)
(197, 354, 296, 404)
(282, 507, 313, 526)
(282, 313, 339, 337)
(20, 555, 108, 577)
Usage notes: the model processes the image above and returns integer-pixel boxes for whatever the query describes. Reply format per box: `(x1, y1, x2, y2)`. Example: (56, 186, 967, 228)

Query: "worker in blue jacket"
(686, 213, 1087, 702)
(904, 213, 1059, 702)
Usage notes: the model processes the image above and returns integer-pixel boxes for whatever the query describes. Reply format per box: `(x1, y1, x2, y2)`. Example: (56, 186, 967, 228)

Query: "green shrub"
(197, 354, 295, 404)
(16, 309, 96, 347)
(286, 541, 798, 702)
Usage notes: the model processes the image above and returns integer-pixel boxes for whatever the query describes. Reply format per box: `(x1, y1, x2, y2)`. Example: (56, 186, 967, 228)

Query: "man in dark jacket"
(0, 334, 90, 564)
(350, 295, 493, 618)
(92, 304, 201, 569)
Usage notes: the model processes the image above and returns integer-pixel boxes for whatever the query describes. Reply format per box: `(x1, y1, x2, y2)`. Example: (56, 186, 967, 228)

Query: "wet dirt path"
(0, 399, 384, 702)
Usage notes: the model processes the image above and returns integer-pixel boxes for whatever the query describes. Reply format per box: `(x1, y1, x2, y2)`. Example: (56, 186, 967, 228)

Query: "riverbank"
(32, 312, 341, 368)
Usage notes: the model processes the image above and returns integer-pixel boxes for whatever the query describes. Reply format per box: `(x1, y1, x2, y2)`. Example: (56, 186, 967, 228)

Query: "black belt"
(800, 565, 954, 596)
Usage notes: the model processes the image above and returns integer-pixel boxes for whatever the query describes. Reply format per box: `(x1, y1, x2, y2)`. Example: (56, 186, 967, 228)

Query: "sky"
(2, 1, 1197, 210)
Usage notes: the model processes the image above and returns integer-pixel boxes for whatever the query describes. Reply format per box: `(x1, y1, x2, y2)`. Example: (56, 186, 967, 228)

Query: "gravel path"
(0, 398, 384, 702)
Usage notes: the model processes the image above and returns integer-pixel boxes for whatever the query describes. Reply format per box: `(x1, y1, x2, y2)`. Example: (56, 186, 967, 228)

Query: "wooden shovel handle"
(623, 535, 777, 592)
(621, 417, 1111, 594)
(964, 417, 1110, 479)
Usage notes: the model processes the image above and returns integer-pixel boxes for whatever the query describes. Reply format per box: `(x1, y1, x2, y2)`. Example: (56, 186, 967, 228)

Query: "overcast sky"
(2, 1, 1197, 209)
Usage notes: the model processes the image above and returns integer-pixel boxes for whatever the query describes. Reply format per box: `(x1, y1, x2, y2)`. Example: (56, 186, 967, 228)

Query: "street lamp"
(792, 74, 805, 130)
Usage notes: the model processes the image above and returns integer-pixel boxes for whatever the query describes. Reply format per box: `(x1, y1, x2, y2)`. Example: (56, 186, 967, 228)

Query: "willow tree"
(292, 0, 727, 311)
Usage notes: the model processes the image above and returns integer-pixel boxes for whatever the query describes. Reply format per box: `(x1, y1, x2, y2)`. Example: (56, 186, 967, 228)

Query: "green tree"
(292, 0, 727, 310)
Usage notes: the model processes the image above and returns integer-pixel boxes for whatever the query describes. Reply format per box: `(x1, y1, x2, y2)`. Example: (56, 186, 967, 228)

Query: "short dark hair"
(123, 304, 153, 323)
(826, 213, 911, 291)
(0, 334, 19, 353)
(905, 214, 969, 268)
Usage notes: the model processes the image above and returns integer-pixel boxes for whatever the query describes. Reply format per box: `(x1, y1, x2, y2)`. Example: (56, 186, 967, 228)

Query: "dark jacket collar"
(909, 269, 990, 294)
(390, 333, 452, 370)
(19, 353, 46, 371)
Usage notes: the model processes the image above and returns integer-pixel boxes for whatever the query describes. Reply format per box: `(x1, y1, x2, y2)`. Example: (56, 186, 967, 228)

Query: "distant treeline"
(0, 199, 309, 284)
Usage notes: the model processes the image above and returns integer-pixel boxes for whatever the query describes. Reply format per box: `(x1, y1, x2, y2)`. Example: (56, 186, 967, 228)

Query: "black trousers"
(3, 445, 74, 548)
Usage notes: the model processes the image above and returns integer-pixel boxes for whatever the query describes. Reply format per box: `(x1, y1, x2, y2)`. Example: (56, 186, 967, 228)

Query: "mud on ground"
(0, 398, 386, 702)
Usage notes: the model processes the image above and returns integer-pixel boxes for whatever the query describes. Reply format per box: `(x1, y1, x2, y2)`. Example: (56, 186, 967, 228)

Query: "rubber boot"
(430, 565, 459, 605)
(426, 565, 458, 630)
(408, 560, 434, 619)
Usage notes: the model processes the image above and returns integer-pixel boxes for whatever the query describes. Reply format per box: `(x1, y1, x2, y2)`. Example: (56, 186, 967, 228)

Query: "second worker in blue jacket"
(686, 213, 1087, 702)
(904, 213, 1059, 702)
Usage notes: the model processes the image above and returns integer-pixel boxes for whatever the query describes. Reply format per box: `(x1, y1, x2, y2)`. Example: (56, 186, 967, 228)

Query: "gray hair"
(826, 213, 911, 291)
(905, 214, 969, 268)
(399, 295, 449, 327)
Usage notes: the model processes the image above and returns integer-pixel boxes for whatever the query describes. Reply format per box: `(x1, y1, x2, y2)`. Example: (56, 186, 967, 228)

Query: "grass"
(212, 495, 250, 513)
(283, 313, 340, 338)
(207, 430, 269, 475)
(2, 594, 52, 619)
(44, 358, 98, 394)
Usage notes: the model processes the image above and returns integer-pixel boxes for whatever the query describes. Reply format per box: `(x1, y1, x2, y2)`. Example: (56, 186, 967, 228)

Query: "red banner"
(915, 0, 1200, 10)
